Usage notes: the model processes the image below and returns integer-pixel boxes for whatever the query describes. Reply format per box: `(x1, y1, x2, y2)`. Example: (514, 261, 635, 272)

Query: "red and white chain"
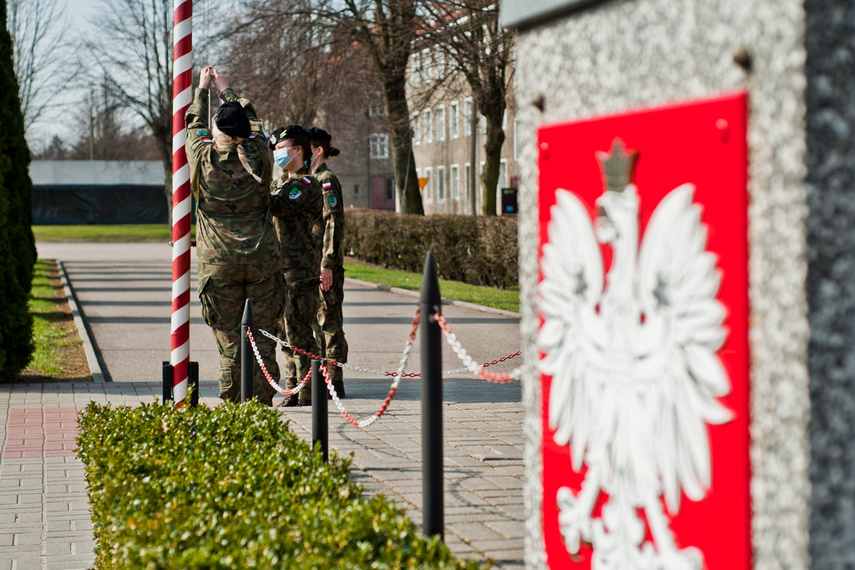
(434, 314, 521, 383)
(246, 329, 310, 396)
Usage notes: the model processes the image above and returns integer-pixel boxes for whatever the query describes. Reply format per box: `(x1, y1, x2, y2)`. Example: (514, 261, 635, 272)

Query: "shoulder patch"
(288, 188, 303, 200)
(195, 129, 208, 136)
(201, 138, 213, 144)
(322, 181, 332, 190)
(327, 196, 338, 208)
(301, 176, 312, 185)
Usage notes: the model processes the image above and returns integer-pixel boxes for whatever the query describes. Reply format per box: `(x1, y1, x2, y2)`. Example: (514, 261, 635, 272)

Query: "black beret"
(307, 127, 332, 143)
(269, 124, 308, 149)
(214, 102, 251, 139)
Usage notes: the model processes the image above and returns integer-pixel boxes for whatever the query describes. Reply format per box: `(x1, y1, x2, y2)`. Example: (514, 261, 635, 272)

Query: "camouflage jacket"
(311, 163, 345, 269)
(268, 171, 323, 271)
(185, 87, 277, 269)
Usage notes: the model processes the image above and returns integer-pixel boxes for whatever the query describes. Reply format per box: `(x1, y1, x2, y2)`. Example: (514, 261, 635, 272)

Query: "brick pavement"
(0, 242, 525, 568)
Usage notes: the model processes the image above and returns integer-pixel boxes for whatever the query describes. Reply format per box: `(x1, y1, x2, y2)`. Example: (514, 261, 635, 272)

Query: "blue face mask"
(273, 148, 292, 169)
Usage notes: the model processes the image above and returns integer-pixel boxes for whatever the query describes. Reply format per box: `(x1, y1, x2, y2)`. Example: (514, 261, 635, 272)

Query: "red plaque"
(537, 93, 749, 570)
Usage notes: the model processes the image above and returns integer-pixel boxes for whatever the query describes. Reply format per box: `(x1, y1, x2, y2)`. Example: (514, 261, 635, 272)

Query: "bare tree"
(225, 0, 333, 128)
(239, 0, 424, 214)
(77, 0, 229, 215)
(416, 0, 515, 216)
(7, 0, 71, 132)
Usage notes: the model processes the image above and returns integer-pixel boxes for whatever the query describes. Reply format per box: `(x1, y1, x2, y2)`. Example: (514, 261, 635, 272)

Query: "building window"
(464, 163, 470, 203)
(424, 109, 432, 144)
(435, 49, 445, 78)
(451, 164, 459, 201)
(412, 113, 420, 146)
(437, 165, 446, 203)
(479, 114, 487, 135)
(499, 159, 508, 190)
(411, 52, 420, 87)
(354, 184, 360, 196)
(450, 101, 459, 140)
(437, 105, 445, 142)
(423, 167, 432, 203)
(513, 118, 520, 159)
(502, 109, 507, 130)
(422, 48, 431, 83)
(385, 178, 394, 201)
(370, 133, 389, 159)
(464, 98, 473, 137)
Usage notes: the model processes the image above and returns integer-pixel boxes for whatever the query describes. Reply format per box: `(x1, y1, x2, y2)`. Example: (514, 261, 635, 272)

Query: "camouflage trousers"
(281, 269, 321, 402)
(198, 261, 285, 406)
(314, 267, 348, 388)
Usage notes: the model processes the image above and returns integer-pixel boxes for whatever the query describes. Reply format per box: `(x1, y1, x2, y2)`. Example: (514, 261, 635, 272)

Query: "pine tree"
(0, 0, 36, 381)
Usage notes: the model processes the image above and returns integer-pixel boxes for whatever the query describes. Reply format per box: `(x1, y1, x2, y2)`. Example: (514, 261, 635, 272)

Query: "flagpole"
(171, 0, 193, 404)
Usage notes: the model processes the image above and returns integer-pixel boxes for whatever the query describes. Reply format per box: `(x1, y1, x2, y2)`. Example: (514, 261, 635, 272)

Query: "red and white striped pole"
(171, 0, 192, 404)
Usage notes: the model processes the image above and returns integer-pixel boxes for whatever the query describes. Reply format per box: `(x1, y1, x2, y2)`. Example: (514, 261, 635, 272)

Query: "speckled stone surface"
(512, 1, 813, 568)
(804, 2, 855, 568)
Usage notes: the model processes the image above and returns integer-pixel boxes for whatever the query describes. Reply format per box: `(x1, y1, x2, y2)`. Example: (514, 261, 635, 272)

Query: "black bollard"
(311, 359, 329, 462)
(241, 299, 253, 402)
(189, 361, 199, 408)
(162, 361, 172, 402)
(420, 251, 444, 539)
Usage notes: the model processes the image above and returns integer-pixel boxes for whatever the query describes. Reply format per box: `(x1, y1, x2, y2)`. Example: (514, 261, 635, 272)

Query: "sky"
(25, 0, 100, 151)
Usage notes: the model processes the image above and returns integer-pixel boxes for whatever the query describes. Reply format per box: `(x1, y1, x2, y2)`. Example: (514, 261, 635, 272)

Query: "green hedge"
(76, 401, 480, 569)
(344, 210, 518, 289)
(0, 0, 36, 381)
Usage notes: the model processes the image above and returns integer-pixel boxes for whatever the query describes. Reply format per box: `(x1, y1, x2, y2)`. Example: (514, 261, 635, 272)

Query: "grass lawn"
(16, 259, 91, 382)
(34, 224, 520, 313)
(33, 224, 184, 242)
(344, 261, 519, 313)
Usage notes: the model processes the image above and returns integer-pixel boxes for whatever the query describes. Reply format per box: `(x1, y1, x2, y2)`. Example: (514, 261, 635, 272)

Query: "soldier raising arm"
(186, 66, 284, 406)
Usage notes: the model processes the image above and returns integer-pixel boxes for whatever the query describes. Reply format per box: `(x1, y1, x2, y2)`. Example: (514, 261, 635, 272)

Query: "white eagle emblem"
(537, 139, 733, 569)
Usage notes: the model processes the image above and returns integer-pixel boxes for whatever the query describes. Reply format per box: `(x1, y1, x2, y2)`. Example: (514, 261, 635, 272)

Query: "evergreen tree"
(0, 0, 36, 381)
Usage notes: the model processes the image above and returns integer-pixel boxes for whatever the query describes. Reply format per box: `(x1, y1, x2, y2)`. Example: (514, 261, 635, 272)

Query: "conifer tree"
(0, 0, 36, 381)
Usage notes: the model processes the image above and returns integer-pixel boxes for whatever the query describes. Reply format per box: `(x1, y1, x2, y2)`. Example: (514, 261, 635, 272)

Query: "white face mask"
(273, 148, 292, 169)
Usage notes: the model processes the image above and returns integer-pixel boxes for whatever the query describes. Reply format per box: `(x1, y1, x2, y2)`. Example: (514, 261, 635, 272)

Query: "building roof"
(30, 161, 165, 186)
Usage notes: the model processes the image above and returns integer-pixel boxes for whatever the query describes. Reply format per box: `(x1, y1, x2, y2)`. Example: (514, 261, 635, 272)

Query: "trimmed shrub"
(0, 0, 36, 381)
(344, 210, 518, 289)
(76, 401, 481, 569)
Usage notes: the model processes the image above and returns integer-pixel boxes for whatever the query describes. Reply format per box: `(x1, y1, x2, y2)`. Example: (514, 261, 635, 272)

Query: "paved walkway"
(0, 242, 524, 569)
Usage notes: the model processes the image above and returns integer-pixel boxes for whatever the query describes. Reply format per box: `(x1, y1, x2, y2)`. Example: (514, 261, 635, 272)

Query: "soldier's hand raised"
(212, 69, 230, 93)
(199, 65, 213, 89)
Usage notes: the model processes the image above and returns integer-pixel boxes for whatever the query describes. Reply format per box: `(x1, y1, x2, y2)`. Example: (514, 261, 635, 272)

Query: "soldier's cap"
(214, 102, 251, 139)
(269, 124, 309, 149)
(307, 127, 332, 144)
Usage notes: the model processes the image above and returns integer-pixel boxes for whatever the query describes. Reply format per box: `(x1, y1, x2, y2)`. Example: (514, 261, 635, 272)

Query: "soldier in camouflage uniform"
(267, 125, 323, 406)
(308, 127, 348, 398)
(185, 67, 283, 405)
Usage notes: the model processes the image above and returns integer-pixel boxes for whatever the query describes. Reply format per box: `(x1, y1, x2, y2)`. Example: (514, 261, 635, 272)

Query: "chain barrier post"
(241, 299, 254, 402)
(420, 251, 444, 539)
(162, 361, 173, 402)
(312, 359, 329, 462)
(189, 361, 199, 408)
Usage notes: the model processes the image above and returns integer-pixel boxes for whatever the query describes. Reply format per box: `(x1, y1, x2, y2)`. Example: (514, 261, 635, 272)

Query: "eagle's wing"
(538, 189, 606, 471)
(636, 183, 733, 514)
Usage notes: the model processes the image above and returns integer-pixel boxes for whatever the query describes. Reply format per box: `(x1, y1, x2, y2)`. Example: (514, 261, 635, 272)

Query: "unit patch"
(327, 196, 338, 208)
(289, 188, 303, 200)
(195, 129, 208, 136)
